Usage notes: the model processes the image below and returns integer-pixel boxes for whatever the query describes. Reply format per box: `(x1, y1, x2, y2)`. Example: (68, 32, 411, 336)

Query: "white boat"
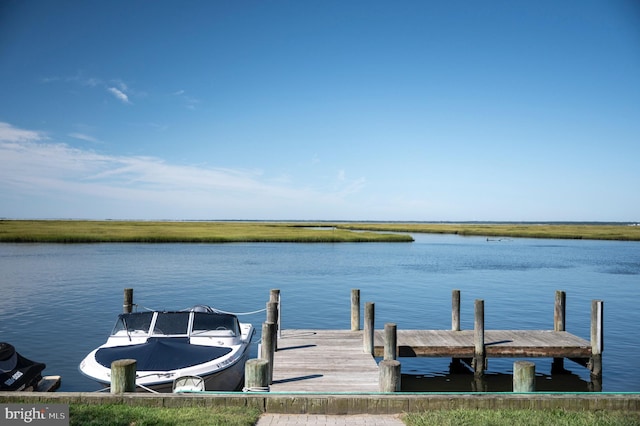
(79, 305, 254, 392)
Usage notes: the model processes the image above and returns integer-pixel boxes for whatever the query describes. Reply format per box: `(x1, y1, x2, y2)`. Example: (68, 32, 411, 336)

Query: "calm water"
(1, 234, 638, 392)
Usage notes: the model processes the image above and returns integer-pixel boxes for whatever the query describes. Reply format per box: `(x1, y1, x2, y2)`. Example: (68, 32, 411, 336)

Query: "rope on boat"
(134, 305, 267, 316)
(136, 383, 159, 393)
(90, 383, 159, 394)
(215, 307, 266, 316)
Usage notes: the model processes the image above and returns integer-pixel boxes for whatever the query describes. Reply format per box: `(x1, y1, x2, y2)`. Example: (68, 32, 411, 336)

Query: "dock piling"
(110, 359, 136, 393)
(351, 289, 360, 331)
(452, 289, 461, 331)
(513, 361, 536, 392)
(590, 300, 604, 378)
(379, 359, 401, 392)
(267, 301, 279, 351)
(123, 288, 133, 313)
(554, 290, 566, 331)
(364, 302, 375, 355)
(269, 289, 281, 339)
(244, 358, 270, 392)
(384, 323, 397, 361)
(473, 299, 486, 376)
(552, 290, 567, 372)
(261, 322, 275, 384)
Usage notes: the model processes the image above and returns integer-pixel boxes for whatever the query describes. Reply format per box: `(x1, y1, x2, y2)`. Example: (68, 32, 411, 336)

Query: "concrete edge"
(1, 392, 639, 414)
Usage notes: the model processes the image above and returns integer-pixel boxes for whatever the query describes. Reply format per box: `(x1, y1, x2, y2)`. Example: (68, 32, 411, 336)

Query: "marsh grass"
(0, 220, 413, 243)
(337, 223, 640, 241)
(1, 220, 638, 243)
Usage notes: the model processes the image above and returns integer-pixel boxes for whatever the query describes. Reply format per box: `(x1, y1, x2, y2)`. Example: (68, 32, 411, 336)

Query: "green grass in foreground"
(66, 405, 640, 426)
(69, 404, 261, 426)
(402, 408, 640, 426)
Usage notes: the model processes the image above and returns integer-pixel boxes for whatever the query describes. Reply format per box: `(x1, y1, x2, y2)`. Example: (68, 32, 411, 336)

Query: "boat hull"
(146, 346, 250, 393)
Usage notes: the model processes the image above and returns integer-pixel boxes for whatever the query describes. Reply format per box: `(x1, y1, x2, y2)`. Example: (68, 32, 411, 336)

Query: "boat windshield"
(192, 312, 239, 336)
(109, 310, 240, 337)
(111, 312, 154, 335)
(152, 312, 190, 336)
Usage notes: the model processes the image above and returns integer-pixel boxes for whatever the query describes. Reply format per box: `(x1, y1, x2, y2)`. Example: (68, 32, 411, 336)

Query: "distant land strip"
(0, 220, 639, 243)
(335, 222, 640, 241)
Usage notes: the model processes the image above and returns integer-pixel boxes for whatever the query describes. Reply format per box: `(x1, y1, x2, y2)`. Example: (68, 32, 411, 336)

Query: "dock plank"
(270, 329, 380, 392)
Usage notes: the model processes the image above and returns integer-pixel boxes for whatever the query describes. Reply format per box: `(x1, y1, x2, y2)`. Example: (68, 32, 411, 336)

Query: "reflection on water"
(399, 356, 598, 392)
(402, 371, 594, 393)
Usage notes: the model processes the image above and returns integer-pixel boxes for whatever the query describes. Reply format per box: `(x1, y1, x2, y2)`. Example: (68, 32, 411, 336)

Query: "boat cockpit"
(110, 307, 241, 339)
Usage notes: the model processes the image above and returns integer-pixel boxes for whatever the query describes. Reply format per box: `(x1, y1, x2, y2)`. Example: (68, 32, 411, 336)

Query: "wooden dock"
(269, 329, 380, 392)
(266, 328, 593, 392)
(260, 289, 603, 393)
(373, 330, 592, 359)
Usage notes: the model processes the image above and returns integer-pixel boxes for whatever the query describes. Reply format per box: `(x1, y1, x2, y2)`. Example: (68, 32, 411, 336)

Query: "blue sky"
(1, 1, 639, 221)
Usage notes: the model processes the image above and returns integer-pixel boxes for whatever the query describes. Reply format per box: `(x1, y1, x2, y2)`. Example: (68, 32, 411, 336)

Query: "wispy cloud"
(172, 89, 199, 110)
(0, 122, 367, 219)
(68, 132, 100, 143)
(41, 72, 134, 104)
(0, 122, 47, 142)
(62, 71, 103, 87)
(107, 87, 130, 104)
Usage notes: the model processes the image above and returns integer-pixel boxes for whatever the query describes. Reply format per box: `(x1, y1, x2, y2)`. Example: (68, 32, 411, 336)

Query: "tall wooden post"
(110, 359, 136, 393)
(384, 323, 397, 361)
(363, 302, 375, 355)
(123, 288, 133, 313)
(552, 290, 566, 372)
(590, 300, 603, 378)
(554, 290, 566, 331)
(267, 301, 278, 351)
(351, 289, 360, 331)
(473, 299, 485, 376)
(270, 289, 281, 339)
(449, 289, 462, 370)
(261, 322, 275, 384)
(452, 289, 461, 331)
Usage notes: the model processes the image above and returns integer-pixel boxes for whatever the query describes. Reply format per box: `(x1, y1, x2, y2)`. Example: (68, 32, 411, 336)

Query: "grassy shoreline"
(0, 220, 413, 243)
(1, 220, 639, 242)
(337, 222, 640, 241)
